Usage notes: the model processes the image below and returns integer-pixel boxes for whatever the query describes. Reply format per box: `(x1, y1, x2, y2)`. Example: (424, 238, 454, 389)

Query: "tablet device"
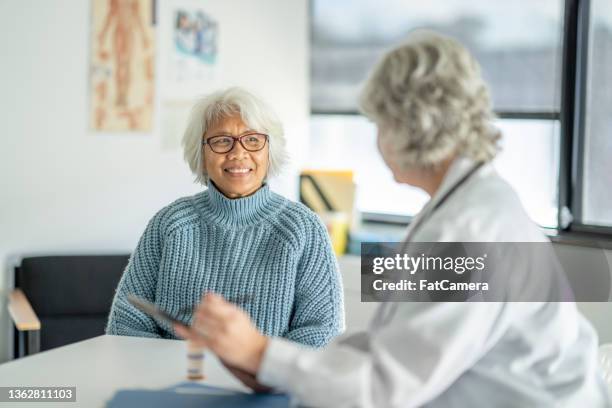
(127, 294, 186, 327)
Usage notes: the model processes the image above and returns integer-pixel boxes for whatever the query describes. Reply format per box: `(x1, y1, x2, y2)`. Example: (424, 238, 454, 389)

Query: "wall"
(0, 0, 308, 363)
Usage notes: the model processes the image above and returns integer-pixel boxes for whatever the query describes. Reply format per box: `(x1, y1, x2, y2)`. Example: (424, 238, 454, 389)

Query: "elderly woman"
(106, 87, 344, 349)
(176, 32, 609, 406)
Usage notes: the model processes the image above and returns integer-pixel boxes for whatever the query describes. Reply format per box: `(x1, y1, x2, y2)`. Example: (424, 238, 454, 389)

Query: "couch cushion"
(16, 255, 129, 316)
(39, 315, 108, 351)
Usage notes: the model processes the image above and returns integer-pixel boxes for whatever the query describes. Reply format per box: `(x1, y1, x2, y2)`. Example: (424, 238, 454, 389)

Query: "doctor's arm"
(176, 297, 510, 407)
(261, 302, 510, 407)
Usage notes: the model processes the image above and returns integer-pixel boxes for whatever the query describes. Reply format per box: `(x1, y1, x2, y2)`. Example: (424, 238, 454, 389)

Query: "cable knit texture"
(106, 182, 344, 348)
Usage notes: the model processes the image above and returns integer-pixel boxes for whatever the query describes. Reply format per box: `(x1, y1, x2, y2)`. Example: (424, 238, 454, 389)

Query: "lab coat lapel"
(403, 157, 479, 242)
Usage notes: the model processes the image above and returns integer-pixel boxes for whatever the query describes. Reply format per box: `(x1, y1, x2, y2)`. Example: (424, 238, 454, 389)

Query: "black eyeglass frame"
(202, 133, 269, 153)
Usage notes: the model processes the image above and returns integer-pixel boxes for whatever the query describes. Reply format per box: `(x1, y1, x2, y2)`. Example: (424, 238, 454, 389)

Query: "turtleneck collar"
(199, 181, 280, 228)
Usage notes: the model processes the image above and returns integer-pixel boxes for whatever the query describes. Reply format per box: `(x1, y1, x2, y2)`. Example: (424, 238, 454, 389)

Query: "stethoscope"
(368, 162, 485, 332)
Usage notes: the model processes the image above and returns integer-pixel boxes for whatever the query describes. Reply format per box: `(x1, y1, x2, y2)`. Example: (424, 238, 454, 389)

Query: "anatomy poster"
(89, 0, 156, 131)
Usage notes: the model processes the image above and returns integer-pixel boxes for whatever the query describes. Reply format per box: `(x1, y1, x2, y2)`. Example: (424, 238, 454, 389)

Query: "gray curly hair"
(359, 30, 501, 169)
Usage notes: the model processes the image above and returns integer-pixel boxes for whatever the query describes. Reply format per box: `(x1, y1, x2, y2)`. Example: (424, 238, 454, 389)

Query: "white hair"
(182, 87, 288, 185)
(359, 30, 501, 169)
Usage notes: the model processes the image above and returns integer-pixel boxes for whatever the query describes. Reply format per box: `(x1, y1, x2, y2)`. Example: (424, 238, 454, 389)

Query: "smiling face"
(203, 113, 269, 198)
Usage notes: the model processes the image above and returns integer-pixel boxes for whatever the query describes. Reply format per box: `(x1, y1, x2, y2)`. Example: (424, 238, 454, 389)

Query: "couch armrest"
(8, 289, 41, 331)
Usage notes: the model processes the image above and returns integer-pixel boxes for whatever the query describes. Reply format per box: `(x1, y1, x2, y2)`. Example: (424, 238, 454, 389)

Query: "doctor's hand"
(221, 361, 274, 393)
(174, 293, 269, 375)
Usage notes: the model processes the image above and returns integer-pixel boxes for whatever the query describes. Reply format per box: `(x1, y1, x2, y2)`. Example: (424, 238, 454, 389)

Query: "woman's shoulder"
(272, 193, 327, 231)
(255, 193, 328, 248)
(266, 195, 334, 257)
(148, 193, 203, 237)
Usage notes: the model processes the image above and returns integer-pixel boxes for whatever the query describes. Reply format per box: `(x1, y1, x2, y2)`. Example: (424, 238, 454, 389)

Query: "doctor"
(175, 31, 610, 406)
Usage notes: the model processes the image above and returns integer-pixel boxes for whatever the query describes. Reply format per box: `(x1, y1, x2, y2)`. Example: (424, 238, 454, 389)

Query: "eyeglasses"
(202, 133, 268, 154)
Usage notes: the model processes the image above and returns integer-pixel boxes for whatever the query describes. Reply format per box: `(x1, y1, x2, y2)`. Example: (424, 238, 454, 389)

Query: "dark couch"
(9, 255, 129, 358)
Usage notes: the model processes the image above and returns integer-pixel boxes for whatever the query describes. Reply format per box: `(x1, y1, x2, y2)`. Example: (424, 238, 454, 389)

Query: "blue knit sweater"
(106, 182, 344, 348)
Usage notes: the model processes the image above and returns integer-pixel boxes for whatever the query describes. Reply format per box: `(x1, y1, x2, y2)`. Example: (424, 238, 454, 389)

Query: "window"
(580, 0, 612, 228)
(308, 0, 612, 239)
(309, 0, 565, 228)
(311, 0, 564, 113)
(309, 116, 560, 227)
(309, 114, 429, 217)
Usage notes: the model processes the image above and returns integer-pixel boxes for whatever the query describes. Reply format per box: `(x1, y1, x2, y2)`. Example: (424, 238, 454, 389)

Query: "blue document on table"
(106, 382, 291, 407)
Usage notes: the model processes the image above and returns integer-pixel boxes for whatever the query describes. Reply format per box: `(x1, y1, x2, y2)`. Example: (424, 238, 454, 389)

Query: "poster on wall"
(159, 2, 220, 149)
(169, 7, 218, 85)
(89, 0, 156, 132)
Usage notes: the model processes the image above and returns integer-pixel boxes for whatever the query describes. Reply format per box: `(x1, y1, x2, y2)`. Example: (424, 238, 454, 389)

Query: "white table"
(0, 335, 248, 407)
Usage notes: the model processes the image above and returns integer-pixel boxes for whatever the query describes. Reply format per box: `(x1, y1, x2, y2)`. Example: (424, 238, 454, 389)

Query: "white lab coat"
(257, 157, 611, 407)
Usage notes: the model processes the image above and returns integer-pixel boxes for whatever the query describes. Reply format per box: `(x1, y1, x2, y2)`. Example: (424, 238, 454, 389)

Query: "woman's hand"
(174, 293, 269, 375)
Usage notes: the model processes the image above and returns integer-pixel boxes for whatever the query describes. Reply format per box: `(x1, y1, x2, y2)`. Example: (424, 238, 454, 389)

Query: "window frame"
(565, 0, 612, 237)
(308, 0, 612, 246)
